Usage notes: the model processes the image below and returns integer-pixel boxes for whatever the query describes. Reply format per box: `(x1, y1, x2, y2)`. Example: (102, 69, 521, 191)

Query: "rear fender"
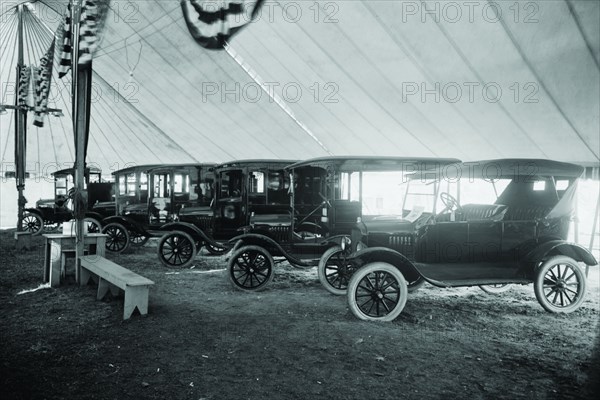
(24, 208, 42, 216)
(101, 216, 146, 234)
(525, 240, 598, 267)
(349, 247, 423, 285)
(159, 221, 211, 243)
(84, 211, 104, 222)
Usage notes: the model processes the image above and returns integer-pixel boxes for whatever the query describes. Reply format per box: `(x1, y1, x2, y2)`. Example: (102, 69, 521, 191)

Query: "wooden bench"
(79, 255, 155, 320)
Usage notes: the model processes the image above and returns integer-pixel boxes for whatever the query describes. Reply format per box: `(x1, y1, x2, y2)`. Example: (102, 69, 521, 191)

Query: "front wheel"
(479, 284, 512, 294)
(102, 223, 130, 253)
(21, 212, 43, 235)
(534, 256, 586, 313)
(228, 245, 274, 291)
(157, 231, 196, 268)
(318, 246, 355, 295)
(347, 262, 408, 321)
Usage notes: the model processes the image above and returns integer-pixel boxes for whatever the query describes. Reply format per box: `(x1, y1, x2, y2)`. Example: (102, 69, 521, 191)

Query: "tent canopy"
(1, 0, 598, 179)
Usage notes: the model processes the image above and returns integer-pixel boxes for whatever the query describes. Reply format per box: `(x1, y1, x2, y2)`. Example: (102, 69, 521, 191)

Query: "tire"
(42, 221, 61, 233)
(84, 217, 102, 234)
(228, 245, 274, 291)
(318, 246, 355, 295)
(21, 212, 43, 235)
(479, 284, 512, 294)
(347, 262, 408, 322)
(407, 276, 426, 293)
(534, 256, 586, 313)
(157, 231, 196, 269)
(205, 242, 227, 255)
(102, 222, 130, 253)
(130, 232, 150, 247)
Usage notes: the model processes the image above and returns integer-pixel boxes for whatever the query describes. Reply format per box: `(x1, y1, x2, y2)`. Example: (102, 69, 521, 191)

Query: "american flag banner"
(181, 0, 265, 49)
(16, 64, 31, 106)
(32, 39, 56, 127)
(57, 0, 110, 79)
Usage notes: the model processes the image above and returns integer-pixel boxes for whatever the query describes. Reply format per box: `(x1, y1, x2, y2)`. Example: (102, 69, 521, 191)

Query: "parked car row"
(21, 157, 598, 319)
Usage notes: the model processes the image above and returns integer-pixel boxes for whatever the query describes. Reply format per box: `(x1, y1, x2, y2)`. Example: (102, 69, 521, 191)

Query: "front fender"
(525, 240, 598, 266)
(227, 233, 313, 267)
(349, 247, 423, 285)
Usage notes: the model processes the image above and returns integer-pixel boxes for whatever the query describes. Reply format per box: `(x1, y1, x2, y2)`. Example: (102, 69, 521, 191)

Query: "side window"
(267, 171, 289, 204)
(220, 170, 242, 198)
(173, 174, 189, 194)
(339, 172, 360, 201)
(126, 173, 136, 195)
(118, 175, 126, 196)
(250, 171, 265, 194)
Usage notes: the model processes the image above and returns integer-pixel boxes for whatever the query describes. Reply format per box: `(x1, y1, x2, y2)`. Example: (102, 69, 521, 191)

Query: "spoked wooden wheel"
(205, 242, 227, 255)
(157, 231, 196, 268)
(84, 217, 102, 234)
(318, 246, 355, 295)
(347, 262, 408, 321)
(42, 221, 61, 233)
(130, 232, 150, 247)
(534, 256, 586, 313)
(479, 284, 512, 294)
(102, 223, 130, 253)
(21, 212, 43, 235)
(227, 245, 274, 291)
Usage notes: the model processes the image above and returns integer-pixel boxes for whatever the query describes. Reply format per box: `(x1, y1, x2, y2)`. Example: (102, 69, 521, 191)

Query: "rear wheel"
(157, 231, 196, 268)
(102, 223, 130, 253)
(479, 284, 512, 294)
(130, 232, 150, 247)
(205, 242, 227, 255)
(228, 245, 274, 291)
(21, 212, 43, 235)
(84, 217, 101, 234)
(347, 262, 408, 321)
(534, 256, 586, 313)
(318, 246, 355, 295)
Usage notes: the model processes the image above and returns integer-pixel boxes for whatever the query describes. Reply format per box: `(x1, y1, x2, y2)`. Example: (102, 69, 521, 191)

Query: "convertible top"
(460, 159, 585, 180)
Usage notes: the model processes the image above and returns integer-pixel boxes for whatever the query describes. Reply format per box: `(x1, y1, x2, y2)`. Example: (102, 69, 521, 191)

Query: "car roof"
(460, 159, 585, 179)
(216, 159, 298, 169)
(286, 156, 462, 172)
(52, 166, 102, 177)
(111, 163, 216, 176)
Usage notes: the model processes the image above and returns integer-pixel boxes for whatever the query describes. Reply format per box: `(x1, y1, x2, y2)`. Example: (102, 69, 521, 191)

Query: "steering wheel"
(440, 192, 461, 212)
(318, 192, 332, 208)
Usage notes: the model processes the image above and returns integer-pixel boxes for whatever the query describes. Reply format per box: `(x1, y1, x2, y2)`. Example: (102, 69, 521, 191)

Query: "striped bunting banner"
(16, 64, 31, 106)
(181, 0, 265, 49)
(32, 39, 56, 127)
(57, 0, 110, 79)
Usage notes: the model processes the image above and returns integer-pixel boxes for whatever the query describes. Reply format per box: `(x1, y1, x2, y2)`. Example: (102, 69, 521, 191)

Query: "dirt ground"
(1, 230, 598, 400)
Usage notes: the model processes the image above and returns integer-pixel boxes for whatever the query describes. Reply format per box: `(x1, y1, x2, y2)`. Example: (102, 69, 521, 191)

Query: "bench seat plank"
(79, 255, 154, 320)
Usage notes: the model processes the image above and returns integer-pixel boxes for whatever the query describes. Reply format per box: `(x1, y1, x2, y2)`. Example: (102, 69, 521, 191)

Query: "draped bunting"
(181, 0, 265, 49)
(32, 39, 56, 127)
(57, 0, 110, 79)
(16, 64, 31, 106)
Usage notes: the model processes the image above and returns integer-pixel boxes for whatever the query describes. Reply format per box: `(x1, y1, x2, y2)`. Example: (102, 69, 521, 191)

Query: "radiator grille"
(269, 226, 291, 242)
(388, 234, 414, 259)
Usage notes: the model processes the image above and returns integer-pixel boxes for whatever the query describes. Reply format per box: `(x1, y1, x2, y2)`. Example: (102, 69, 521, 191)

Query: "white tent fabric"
(1, 0, 598, 179)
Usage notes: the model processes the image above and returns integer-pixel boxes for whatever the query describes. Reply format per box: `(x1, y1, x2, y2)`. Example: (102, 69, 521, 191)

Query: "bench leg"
(97, 278, 120, 300)
(80, 268, 92, 286)
(123, 286, 149, 320)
